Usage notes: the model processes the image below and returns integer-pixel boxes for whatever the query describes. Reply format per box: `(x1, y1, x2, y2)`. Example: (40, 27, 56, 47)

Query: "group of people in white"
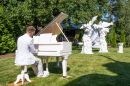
(80, 16, 114, 54)
(80, 16, 124, 54)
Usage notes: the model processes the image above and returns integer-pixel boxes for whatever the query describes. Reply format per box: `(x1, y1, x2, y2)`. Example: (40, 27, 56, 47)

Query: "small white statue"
(117, 43, 124, 53)
(80, 16, 98, 54)
(93, 21, 113, 52)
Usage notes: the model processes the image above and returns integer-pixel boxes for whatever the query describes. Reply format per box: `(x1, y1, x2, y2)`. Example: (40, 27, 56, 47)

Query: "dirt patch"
(0, 53, 15, 58)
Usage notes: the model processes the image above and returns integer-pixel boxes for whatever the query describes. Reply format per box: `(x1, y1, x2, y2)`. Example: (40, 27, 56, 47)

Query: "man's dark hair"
(27, 26, 36, 33)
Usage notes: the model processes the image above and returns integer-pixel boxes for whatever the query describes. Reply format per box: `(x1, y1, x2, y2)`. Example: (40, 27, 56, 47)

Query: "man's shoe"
(37, 74, 48, 77)
(41, 74, 48, 77)
(44, 71, 49, 76)
(37, 75, 43, 77)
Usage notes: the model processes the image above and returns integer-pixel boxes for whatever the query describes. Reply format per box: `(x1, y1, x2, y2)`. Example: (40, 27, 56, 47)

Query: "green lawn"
(0, 47, 130, 86)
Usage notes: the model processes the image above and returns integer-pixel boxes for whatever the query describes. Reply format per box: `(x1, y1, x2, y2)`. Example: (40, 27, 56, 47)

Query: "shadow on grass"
(92, 48, 99, 52)
(27, 62, 70, 78)
(46, 62, 70, 74)
(64, 55, 130, 86)
(73, 47, 100, 52)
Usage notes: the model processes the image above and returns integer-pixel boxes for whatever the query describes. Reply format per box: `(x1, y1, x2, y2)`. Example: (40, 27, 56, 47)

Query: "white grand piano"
(33, 12, 72, 78)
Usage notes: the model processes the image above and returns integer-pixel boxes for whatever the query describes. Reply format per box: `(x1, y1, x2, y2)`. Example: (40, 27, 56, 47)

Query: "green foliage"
(107, 29, 113, 44)
(0, 3, 25, 54)
(75, 30, 84, 42)
(111, 29, 117, 47)
(126, 35, 130, 47)
(56, 0, 109, 27)
(113, 0, 130, 47)
(0, 0, 129, 54)
(78, 31, 84, 42)
(120, 30, 126, 47)
(0, 19, 16, 54)
(105, 34, 108, 44)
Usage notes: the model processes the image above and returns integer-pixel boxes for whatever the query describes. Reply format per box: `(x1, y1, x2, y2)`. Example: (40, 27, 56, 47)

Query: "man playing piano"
(15, 26, 47, 77)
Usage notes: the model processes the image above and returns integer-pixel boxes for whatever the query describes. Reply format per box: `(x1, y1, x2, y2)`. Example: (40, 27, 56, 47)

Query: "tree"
(126, 35, 130, 47)
(113, 0, 130, 47)
(0, 0, 113, 54)
(110, 0, 114, 21)
(0, 4, 17, 54)
(105, 34, 109, 45)
(120, 30, 126, 47)
(111, 29, 117, 47)
(57, 0, 109, 27)
(2, 0, 110, 29)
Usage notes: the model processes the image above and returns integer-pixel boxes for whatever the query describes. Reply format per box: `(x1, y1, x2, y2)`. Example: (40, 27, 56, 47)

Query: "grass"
(0, 47, 130, 86)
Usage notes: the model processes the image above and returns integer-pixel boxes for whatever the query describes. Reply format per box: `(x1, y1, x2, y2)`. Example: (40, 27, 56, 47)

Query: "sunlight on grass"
(0, 48, 130, 86)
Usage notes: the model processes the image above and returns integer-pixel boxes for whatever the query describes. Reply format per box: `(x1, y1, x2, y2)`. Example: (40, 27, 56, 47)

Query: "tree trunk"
(111, 0, 113, 21)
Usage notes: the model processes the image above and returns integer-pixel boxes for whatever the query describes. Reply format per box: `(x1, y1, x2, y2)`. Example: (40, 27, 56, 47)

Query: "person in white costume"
(15, 26, 47, 77)
(81, 28, 94, 54)
(80, 16, 98, 54)
(93, 21, 113, 52)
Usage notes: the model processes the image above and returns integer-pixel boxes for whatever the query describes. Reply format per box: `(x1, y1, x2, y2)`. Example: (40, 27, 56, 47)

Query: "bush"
(0, 18, 24, 54)
(78, 30, 84, 42)
(126, 35, 130, 47)
(111, 30, 117, 47)
(120, 30, 126, 47)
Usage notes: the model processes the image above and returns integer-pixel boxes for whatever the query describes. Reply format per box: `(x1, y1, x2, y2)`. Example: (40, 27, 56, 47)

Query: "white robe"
(81, 33, 93, 54)
(15, 34, 38, 65)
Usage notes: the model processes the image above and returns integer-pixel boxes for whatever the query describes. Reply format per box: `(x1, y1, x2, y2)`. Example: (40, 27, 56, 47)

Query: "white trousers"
(23, 57, 44, 76)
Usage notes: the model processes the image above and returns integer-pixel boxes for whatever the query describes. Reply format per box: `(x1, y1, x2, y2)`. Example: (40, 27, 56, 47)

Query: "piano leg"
(44, 57, 49, 76)
(46, 57, 49, 72)
(56, 57, 60, 67)
(40, 57, 49, 76)
(62, 55, 68, 78)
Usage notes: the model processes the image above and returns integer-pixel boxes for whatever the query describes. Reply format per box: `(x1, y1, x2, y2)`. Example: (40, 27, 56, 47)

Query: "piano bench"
(14, 65, 31, 85)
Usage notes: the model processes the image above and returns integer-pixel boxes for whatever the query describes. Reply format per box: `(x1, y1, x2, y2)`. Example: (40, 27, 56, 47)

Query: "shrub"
(120, 30, 126, 47)
(111, 30, 117, 47)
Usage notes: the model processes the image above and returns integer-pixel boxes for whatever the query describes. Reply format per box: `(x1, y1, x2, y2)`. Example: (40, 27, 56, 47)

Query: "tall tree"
(58, 0, 109, 27)
(120, 30, 126, 47)
(111, 29, 117, 47)
(0, 0, 112, 54)
(113, 0, 130, 46)
(110, 0, 113, 21)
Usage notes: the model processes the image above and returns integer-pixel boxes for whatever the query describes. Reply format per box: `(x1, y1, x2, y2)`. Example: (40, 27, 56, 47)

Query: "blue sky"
(102, 0, 116, 22)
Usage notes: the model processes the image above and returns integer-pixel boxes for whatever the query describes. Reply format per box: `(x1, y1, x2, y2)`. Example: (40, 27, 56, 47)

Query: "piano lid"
(36, 12, 68, 36)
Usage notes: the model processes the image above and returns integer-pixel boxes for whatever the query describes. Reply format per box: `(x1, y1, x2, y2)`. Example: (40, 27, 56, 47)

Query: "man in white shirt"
(15, 26, 47, 77)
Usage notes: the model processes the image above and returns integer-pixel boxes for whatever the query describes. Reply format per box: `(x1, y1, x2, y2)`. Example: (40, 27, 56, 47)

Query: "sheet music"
(38, 33, 53, 44)
(51, 35, 57, 43)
